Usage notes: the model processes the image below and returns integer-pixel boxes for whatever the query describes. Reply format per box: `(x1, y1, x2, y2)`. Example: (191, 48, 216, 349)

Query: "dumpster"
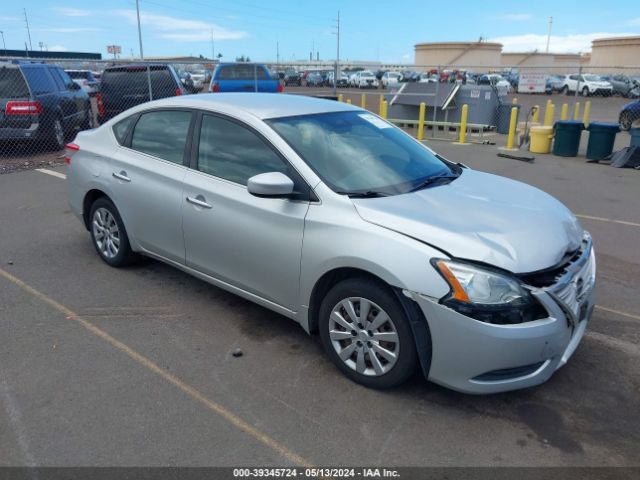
(497, 104, 520, 134)
(553, 120, 584, 157)
(586, 122, 620, 160)
(529, 126, 554, 153)
(630, 128, 640, 148)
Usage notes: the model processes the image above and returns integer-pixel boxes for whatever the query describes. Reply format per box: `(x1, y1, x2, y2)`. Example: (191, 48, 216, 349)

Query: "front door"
(182, 113, 309, 310)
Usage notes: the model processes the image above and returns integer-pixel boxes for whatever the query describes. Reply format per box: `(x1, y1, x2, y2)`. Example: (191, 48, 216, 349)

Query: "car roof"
(138, 92, 357, 120)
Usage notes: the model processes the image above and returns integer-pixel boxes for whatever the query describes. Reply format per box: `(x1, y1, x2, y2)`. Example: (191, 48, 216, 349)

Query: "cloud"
(54, 7, 91, 17)
(112, 9, 247, 41)
(489, 32, 637, 53)
(628, 18, 640, 26)
(495, 13, 532, 21)
(48, 45, 68, 52)
(34, 27, 103, 33)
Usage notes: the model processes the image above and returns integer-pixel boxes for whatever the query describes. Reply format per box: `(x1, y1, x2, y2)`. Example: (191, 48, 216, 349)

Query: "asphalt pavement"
(0, 140, 639, 469)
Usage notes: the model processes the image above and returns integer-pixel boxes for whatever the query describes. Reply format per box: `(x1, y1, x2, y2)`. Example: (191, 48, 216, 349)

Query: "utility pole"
(333, 11, 340, 95)
(135, 0, 144, 59)
(23, 8, 33, 52)
(276, 41, 279, 67)
(0, 31, 5, 53)
(546, 16, 553, 53)
(211, 28, 216, 62)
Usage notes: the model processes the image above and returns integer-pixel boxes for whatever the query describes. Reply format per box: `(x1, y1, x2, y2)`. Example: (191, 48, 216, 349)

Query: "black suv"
(97, 64, 185, 123)
(0, 61, 91, 150)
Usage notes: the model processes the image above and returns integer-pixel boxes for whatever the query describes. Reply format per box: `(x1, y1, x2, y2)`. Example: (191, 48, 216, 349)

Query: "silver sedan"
(66, 93, 595, 394)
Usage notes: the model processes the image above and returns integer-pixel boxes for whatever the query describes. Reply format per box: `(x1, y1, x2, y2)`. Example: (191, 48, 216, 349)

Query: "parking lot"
(1, 134, 639, 470)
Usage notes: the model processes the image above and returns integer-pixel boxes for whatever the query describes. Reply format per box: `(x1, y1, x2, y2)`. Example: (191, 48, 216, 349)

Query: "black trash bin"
(497, 104, 520, 134)
(586, 122, 619, 160)
(553, 120, 584, 157)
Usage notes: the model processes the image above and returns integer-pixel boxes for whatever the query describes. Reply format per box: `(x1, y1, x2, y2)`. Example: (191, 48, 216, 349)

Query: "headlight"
(432, 259, 545, 324)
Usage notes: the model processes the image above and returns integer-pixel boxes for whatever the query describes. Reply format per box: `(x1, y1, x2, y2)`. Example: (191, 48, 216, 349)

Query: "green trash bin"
(586, 122, 620, 160)
(553, 120, 584, 157)
(630, 128, 640, 148)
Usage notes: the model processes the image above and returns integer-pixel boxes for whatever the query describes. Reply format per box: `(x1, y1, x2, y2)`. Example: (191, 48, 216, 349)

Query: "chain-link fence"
(1, 57, 639, 165)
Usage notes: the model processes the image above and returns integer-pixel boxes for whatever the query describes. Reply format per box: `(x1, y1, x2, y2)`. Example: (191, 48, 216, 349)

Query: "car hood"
(352, 169, 583, 273)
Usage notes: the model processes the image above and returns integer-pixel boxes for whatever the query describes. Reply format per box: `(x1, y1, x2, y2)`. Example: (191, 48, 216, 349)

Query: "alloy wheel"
(328, 297, 400, 376)
(53, 119, 64, 149)
(92, 207, 120, 259)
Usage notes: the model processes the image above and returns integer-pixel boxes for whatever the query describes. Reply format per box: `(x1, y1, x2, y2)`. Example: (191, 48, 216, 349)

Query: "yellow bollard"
(512, 97, 518, 105)
(532, 105, 540, 123)
(338, 94, 343, 103)
(583, 100, 591, 127)
(505, 106, 518, 150)
(381, 100, 388, 119)
(379, 94, 384, 115)
(560, 103, 568, 120)
(361, 93, 366, 109)
(457, 104, 469, 144)
(544, 102, 555, 126)
(573, 102, 580, 120)
(417, 102, 426, 141)
(346, 98, 352, 104)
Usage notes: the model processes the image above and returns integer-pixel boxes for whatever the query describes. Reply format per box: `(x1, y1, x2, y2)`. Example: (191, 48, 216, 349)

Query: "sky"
(1, 0, 638, 63)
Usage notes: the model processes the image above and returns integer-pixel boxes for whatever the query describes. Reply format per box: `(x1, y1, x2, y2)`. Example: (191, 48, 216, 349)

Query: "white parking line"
(576, 214, 640, 228)
(35, 169, 66, 180)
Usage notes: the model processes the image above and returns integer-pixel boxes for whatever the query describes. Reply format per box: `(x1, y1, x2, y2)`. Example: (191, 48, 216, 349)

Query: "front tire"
(319, 277, 418, 389)
(89, 197, 137, 267)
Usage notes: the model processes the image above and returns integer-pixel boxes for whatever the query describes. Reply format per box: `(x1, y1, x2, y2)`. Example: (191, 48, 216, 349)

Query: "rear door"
(110, 109, 194, 263)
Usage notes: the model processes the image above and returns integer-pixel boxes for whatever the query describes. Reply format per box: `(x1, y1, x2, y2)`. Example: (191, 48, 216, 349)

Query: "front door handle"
(112, 171, 131, 182)
(186, 195, 212, 209)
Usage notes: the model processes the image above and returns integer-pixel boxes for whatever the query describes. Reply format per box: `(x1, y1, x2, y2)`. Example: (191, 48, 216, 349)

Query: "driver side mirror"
(247, 172, 294, 198)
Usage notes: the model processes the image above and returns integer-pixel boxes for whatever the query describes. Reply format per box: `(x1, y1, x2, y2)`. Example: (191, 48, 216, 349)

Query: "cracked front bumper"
(412, 244, 596, 394)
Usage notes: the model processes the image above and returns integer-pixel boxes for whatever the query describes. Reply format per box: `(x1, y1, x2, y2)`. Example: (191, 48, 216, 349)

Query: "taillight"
(212, 82, 219, 93)
(277, 83, 283, 93)
(96, 93, 104, 116)
(65, 143, 79, 165)
(175, 87, 182, 96)
(5, 101, 42, 115)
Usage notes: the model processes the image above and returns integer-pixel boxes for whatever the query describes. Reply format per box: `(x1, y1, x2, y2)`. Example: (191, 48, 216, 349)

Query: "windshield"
(267, 111, 456, 196)
(361, 72, 374, 77)
(583, 75, 600, 81)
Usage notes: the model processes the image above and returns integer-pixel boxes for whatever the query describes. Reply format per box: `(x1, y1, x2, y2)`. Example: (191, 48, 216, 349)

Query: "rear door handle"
(186, 195, 212, 209)
(112, 171, 131, 182)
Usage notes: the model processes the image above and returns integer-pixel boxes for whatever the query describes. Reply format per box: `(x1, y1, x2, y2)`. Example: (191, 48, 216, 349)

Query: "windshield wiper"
(336, 190, 390, 198)
(408, 172, 459, 192)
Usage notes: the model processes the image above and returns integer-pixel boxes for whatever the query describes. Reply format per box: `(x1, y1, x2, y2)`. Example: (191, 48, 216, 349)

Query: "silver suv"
(66, 94, 595, 394)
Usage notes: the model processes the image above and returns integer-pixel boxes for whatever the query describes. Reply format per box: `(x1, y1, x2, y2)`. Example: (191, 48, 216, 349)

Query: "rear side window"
(217, 65, 268, 80)
(197, 114, 287, 185)
(0, 67, 30, 98)
(21, 67, 56, 94)
(112, 116, 137, 145)
(130, 110, 191, 164)
(51, 68, 75, 90)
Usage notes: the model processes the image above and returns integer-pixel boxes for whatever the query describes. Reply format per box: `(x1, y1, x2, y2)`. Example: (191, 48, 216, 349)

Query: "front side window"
(197, 114, 287, 185)
(268, 111, 456, 195)
(130, 110, 192, 164)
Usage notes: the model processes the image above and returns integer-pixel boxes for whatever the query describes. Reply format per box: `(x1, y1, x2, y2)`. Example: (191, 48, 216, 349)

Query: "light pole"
(135, 0, 144, 59)
(0, 31, 5, 53)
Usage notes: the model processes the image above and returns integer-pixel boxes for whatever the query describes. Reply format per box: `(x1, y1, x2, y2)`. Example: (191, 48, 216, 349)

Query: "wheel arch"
(307, 266, 433, 380)
(82, 189, 112, 230)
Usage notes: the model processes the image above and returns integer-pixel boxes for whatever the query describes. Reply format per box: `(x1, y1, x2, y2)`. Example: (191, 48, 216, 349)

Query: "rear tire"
(582, 87, 590, 97)
(50, 117, 65, 150)
(319, 277, 418, 389)
(89, 197, 137, 267)
(619, 111, 633, 131)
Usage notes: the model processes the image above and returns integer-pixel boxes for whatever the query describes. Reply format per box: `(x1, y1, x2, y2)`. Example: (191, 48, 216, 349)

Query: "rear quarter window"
(0, 67, 30, 98)
(112, 115, 137, 145)
(21, 67, 56, 94)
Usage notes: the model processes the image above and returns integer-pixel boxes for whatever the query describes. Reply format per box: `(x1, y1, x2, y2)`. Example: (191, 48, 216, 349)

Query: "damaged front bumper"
(411, 240, 596, 394)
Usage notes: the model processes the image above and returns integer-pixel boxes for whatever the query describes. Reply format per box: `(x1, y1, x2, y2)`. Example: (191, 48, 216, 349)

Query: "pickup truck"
(209, 63, 283, 93)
